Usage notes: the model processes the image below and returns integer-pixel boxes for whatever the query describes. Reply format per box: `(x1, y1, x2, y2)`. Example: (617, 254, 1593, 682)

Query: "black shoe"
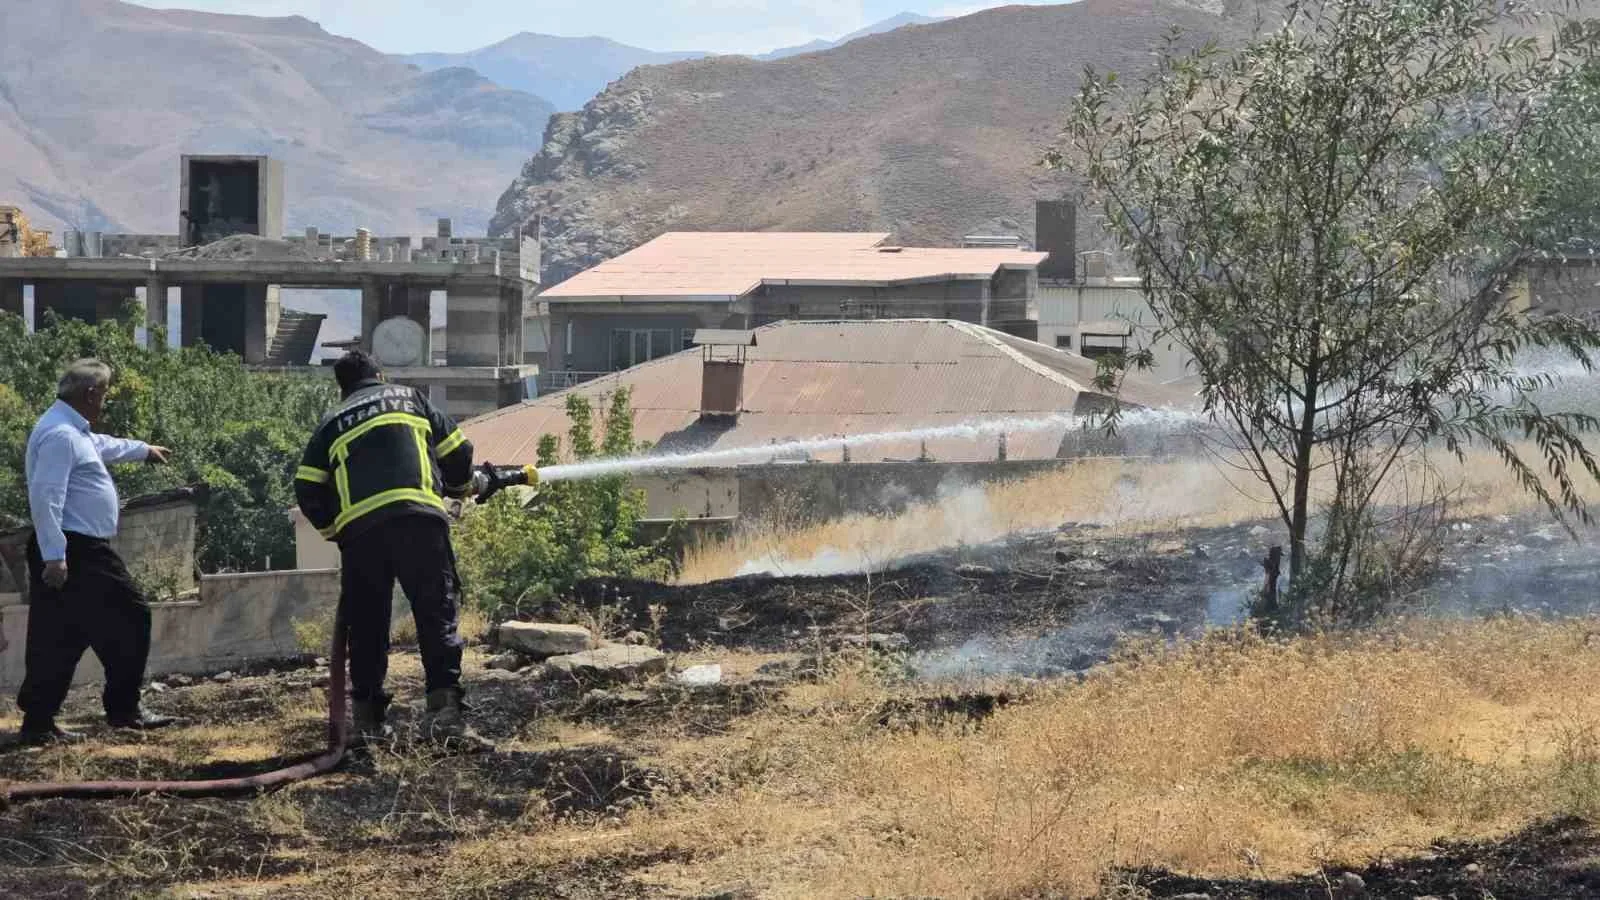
(350, 699, 393, 746)
(17, 725, 87, 746)
(107, 711, 181, 731)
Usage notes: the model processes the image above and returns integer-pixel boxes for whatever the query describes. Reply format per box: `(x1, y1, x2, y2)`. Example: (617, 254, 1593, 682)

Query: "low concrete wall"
(0, 569, 339, 691)
(633, 460, 1073, 529)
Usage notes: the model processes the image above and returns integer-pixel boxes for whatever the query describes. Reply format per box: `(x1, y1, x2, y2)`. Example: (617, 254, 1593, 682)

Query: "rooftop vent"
(693, 329, 757, 420)
(876, 246, 904, 253)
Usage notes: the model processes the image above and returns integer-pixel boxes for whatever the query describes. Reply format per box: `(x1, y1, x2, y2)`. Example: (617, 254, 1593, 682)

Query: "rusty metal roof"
(540, 232, 1049, 299)
(463, 319, 1198, 466)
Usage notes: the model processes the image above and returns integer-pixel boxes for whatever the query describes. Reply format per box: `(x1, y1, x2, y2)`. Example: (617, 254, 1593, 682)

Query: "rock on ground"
(674, 664, 722, 686)
(837, 633, 911, 652)
(484, 651, 526, 672)
(544, 646, 668, 682)
(498, 622, 596, 659)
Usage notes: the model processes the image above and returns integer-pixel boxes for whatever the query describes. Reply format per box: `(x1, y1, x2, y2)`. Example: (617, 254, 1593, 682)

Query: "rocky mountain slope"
(0, 0, 551, 236)
(491, 0, 1240, 284)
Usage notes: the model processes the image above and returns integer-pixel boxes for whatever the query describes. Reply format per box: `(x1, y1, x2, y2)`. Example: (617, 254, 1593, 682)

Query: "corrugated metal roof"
(462, 319, 1198, 467)
(541, 231, 1049, 299)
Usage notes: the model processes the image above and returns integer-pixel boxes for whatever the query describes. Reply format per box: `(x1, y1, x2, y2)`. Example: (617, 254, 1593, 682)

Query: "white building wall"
(1038, 284, 1195, 384)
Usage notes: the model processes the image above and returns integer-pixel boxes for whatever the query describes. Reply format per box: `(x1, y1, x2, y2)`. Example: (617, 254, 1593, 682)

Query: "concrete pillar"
(0, 280, 22, 320)
(499, 284, 526, 365)
(445, 285, 503, 366)
(180, 284, 203, 348)
(144, 275, 168, 347)
(405, 285, 433, 363)
(360, 277, 383, 352)
(266, 284, 281, 347)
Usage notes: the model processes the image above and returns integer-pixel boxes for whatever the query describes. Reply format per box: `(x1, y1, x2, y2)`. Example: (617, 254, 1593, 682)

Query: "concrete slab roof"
(540, 231, 1049, 300)
(0, 256, 527, 289)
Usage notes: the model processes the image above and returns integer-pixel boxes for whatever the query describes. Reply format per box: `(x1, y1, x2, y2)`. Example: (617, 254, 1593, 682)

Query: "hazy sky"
(125, 0, 1044, 56)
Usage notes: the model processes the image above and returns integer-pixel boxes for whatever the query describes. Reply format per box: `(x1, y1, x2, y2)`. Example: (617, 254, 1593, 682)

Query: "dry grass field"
(682, 444, 1590, 583)
(4, 448, 1600, 897)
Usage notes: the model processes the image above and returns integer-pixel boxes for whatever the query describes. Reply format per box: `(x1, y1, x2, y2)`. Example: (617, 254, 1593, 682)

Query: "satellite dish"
(372, 316, 426, 367)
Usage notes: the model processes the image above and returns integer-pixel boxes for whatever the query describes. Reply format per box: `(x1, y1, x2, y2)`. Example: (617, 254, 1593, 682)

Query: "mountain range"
(492, 0, 1242, 284)
(400, 12, 946, 111)
(756, 13, 945, 62)
(0, 0, 552, 238)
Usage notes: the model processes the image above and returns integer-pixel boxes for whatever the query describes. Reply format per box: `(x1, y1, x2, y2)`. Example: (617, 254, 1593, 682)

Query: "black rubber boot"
(423, 688, 492, 753)
(17, 723, 86, 747)
(351, 699, 392, 746)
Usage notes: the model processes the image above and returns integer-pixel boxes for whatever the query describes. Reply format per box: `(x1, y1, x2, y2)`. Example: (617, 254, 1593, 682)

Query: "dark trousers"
(339, 515, 465, 707)
(19, 533, 152, 727)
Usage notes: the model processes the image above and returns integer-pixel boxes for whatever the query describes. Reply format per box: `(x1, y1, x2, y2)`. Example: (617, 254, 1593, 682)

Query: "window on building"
(1080, 333, 1128, 364)
(1055, 335, 1072, 350)
(682, 329, 698, 351)
(610, 328, 679, 370)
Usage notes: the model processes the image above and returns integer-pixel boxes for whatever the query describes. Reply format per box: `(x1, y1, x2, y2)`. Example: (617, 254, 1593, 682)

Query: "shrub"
(454, 389, 674, 623)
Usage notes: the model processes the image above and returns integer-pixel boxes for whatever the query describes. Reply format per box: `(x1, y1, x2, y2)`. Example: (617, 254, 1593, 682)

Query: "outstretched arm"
(89, 431, 150, 465)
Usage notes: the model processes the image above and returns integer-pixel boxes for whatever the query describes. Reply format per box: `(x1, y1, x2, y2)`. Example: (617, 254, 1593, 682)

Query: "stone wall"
(0, 489, 202, 605)
(112, 499, 200, 599)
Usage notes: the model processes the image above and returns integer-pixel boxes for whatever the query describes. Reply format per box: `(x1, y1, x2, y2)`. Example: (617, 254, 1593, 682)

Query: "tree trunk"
(1289, 326, 1323, 584)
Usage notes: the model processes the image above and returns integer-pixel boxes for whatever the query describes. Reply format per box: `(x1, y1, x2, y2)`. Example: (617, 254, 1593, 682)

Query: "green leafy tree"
(0, 307, 336, 572)
(1053, 0, 1600, 623)
(455, 388, 671, 623)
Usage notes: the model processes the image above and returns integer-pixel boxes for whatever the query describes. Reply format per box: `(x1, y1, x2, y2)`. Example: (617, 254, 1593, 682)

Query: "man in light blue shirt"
(17, 359, 177, 745)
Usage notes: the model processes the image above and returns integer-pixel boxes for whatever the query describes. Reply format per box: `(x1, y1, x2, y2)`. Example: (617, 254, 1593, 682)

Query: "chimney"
(694, 329, 758, 419)
(1035, 200, 1077, 282)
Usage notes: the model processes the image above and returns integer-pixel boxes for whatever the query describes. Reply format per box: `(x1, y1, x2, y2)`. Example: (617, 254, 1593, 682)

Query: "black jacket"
(294, 380, 474, 545)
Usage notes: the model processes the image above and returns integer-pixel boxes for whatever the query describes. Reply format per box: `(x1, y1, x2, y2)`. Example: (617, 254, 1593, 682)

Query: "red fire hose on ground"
(0, 615, 349, 805)
(0, 464, 538, 806)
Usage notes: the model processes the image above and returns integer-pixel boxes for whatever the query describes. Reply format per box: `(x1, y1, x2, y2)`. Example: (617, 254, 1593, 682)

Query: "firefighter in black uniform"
(294, 350, 485, 748)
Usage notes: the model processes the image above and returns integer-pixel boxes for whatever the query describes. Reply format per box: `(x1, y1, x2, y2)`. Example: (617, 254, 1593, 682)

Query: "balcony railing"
(535, 370, 612, 394)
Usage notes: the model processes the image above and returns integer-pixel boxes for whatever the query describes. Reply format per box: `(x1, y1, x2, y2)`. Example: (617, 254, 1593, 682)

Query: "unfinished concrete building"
(0, 155, 538, 420)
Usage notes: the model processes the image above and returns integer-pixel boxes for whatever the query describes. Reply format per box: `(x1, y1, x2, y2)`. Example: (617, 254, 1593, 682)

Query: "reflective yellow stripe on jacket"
(332, 488, 445, 533)
(325, 411, 445, 534)
(436, 428, 466, 457)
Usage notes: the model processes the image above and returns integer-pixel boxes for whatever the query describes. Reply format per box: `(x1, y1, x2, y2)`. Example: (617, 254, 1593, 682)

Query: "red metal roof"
(540, 231, 1049, 299)
(463, 319, 1198, 466)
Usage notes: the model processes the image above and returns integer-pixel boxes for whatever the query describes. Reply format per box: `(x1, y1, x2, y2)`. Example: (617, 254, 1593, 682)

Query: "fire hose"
(0, 463, 539, 806)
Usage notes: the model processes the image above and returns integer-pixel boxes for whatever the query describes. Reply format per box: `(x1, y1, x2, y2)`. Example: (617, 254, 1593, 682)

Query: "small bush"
(454, 389, 673, 623)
